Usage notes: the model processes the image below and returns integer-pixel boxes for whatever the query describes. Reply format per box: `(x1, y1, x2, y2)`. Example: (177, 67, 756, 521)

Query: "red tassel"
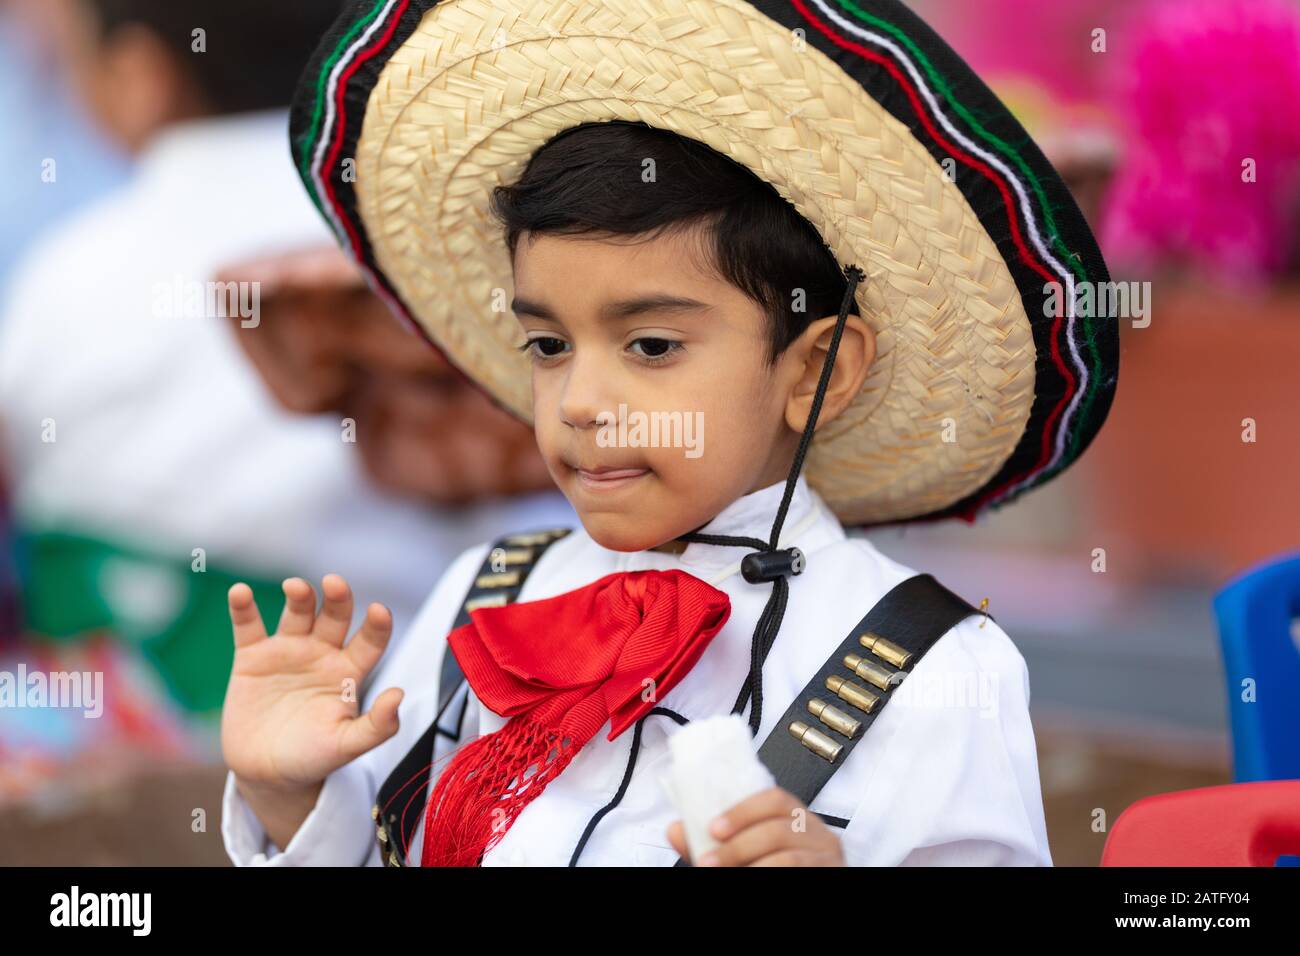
(416, 569, 732, 865)
(420, 714, 577, 867)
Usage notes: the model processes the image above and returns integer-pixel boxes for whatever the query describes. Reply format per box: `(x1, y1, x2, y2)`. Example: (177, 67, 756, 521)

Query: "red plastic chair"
(1101, 780, 1300, 866)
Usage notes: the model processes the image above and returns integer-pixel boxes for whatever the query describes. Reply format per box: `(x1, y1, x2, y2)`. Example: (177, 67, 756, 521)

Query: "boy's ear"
(784, 313, 875, 435)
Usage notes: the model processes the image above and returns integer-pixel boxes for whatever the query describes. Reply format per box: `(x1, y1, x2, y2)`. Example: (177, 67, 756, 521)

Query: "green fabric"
(17, 531, 286, 716)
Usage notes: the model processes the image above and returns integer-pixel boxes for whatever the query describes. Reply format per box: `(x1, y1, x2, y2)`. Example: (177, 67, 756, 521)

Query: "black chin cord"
(676, 263, 865, 736)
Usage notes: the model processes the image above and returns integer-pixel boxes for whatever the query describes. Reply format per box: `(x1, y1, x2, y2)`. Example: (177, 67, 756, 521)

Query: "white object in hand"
(661, 714, 776, 861)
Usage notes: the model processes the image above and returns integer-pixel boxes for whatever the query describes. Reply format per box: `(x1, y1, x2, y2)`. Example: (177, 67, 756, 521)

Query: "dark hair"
(489, 120, 853, 362)
(84, 0, 342, 116)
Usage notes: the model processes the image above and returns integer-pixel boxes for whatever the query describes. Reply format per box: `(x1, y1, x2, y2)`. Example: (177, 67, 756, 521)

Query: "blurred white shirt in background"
(0, 108, 573, 638)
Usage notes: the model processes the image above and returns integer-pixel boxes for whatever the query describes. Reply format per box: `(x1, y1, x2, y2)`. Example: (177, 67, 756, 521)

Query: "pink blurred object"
(1100, 0, 1300, 284)
(933, 0, 1134, 108)
(922, 0, 1137, 226)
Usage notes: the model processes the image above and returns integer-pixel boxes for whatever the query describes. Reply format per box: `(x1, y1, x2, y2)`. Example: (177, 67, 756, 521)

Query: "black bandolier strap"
(754, 573, 986, 806)
(668, 572, 984, 865)
(372, 527, 572, 867)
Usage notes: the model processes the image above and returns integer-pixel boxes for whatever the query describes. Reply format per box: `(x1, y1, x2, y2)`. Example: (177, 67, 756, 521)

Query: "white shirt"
(0, 109, 573, 630)
(222, 474, 1053, 866)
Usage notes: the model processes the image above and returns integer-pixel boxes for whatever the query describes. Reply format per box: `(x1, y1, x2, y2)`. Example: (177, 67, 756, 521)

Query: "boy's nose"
(557, 357, 615, 431)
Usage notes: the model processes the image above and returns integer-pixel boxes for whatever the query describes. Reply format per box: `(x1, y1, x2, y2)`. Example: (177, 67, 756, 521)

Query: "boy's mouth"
(570, 463, 651, 491)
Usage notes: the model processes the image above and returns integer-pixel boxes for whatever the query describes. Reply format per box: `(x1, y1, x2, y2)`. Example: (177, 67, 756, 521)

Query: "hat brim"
(291, 0, 1118, 527)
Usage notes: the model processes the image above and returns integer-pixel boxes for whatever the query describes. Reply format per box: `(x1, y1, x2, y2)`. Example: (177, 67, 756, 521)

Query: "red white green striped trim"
(792, 0, 1092, 511)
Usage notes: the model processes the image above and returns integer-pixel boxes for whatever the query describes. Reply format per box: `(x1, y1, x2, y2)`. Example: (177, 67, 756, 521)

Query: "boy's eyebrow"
(510, 293, 712, 321)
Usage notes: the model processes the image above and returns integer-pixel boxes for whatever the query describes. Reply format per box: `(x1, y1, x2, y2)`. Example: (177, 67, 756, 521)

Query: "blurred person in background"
(0, 0, 129, 652)
(0, 0, 128, 289)
(0, 0, 571, 790)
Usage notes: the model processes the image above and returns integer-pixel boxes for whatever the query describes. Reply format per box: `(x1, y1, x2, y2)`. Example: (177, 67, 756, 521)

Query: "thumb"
(338, 687, 404, 762)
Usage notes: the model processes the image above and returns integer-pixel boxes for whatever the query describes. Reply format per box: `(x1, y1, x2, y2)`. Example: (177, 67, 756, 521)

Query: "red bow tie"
(421, 569, 731, 867)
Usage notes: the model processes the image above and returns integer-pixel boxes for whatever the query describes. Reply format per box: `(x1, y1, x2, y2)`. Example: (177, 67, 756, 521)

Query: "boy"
(221, 0, 1118, 866)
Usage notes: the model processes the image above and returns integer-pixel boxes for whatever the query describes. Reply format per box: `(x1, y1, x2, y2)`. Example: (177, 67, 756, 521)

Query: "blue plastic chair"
(1212, 550, 1300, 782)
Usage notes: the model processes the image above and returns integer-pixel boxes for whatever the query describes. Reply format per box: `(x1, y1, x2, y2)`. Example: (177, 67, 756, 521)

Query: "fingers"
(343, 602, 393, 676)
(338, 686, 404, 762)
(227, 583, 267, 648)
(693, 788, 843, 867)
(315, 574, 354, 646)
(277, 578, 317, 636)
(709, 786, 799, 842)
(701, 817, 801, 867)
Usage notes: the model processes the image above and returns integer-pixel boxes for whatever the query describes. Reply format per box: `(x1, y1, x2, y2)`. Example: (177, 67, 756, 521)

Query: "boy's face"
(510, 225, 808, 552)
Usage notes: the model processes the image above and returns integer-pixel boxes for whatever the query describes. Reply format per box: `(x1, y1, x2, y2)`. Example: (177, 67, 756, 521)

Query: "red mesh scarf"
(420, 569, 730, 866)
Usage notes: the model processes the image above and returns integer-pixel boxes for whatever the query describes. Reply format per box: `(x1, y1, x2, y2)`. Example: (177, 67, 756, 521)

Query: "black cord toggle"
(740, 547, 806, 585)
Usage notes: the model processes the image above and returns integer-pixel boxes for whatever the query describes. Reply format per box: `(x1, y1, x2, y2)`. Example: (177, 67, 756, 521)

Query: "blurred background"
(1, 0, 1298, 866)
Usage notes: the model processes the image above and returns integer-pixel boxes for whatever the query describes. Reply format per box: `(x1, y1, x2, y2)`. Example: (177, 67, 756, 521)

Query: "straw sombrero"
(289, 0, 1119, 528)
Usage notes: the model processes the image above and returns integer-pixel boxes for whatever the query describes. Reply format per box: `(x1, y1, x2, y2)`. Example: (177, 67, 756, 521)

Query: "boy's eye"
(628, 337, 683, 361)
(519, 336, 569, 360)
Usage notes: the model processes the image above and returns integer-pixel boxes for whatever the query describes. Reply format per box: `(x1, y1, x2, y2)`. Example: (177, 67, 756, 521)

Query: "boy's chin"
(578, 513, 685, 553)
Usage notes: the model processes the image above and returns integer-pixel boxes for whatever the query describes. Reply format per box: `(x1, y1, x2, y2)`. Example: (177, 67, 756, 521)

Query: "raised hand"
(221, 574, 403, 848)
